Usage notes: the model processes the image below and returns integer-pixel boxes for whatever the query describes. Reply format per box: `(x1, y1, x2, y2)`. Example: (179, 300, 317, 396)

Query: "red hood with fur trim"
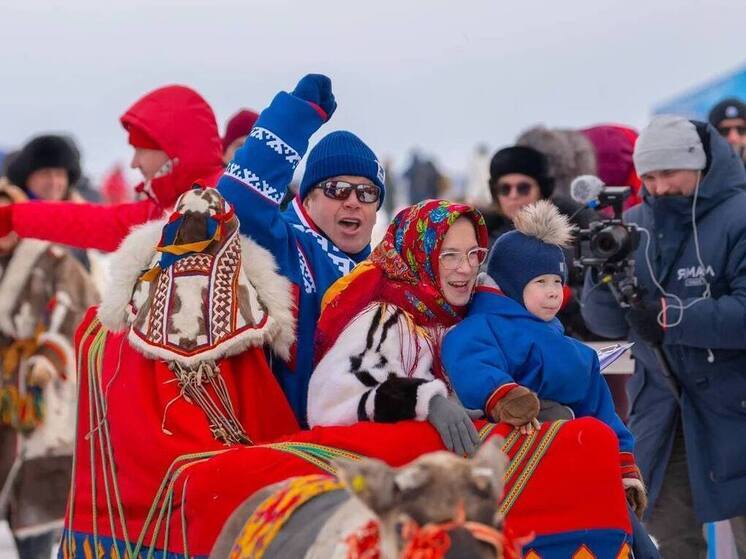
(120, 85, 224, 208)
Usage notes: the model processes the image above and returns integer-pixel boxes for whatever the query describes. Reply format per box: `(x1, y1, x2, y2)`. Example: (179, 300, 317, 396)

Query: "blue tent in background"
(653, 63, 746, 120)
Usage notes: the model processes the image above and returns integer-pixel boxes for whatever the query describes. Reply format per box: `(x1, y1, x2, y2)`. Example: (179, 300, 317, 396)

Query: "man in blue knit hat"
(217, 74, 385, 425)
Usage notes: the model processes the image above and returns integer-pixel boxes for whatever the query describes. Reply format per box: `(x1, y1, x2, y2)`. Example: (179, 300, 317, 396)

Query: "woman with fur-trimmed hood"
(442, 200, 646, 519)
(0, 180, 99, 559)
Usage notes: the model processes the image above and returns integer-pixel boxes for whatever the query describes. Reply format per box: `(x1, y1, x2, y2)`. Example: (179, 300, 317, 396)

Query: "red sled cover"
(62, 310, 631, 559)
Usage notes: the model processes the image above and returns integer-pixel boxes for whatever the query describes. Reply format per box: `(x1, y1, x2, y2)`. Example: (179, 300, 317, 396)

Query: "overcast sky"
(2, 0, 745, 182)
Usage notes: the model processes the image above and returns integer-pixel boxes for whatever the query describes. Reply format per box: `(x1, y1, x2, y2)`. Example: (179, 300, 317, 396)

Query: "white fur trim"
(97, 218, 165, 332)
(49, 290, 72, 332)
(37, 331, 76, 379)
(128, 321, 278, 367)
(414, 380, 448, 421)
(24, 354, 56, 378)
(364, 386, 377, 420)
(240, 234, 296, 360)
(98, 219, 295, 359)
(0, 240, 50, 337)
(13, 519, 64, 539)
(477, 272, 499, 289)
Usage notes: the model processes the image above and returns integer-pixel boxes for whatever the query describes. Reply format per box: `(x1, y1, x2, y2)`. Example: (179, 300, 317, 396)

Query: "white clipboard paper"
(597, 342, 634, 371)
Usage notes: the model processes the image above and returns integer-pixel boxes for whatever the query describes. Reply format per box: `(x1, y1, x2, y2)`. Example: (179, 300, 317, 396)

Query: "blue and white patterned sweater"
(217, 91, 370, 425)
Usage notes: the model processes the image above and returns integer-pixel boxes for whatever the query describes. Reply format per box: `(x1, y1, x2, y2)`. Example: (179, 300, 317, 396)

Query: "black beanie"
(708, 98, 746, 127)
(6, 135, 81, 190)
(488, 146, 554, 200)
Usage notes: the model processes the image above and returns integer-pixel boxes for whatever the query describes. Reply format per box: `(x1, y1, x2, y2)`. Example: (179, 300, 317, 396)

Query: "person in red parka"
(0, 85, 224, 251)
(581, 124, 642, 210)
(222, 108, 259, 164)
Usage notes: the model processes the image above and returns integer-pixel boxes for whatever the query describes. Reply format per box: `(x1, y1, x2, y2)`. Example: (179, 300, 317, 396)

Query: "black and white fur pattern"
(307, 303, 447, 428)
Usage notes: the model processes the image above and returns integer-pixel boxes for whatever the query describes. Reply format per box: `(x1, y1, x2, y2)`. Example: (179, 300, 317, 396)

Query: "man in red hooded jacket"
(0, 85, 223, 251)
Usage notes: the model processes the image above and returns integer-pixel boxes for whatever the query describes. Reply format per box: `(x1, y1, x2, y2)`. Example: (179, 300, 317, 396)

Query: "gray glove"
(427, 394, 481, 457)
(537, 399, 575, 421)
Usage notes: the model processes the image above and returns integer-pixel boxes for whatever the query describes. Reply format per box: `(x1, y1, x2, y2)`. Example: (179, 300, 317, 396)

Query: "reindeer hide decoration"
(98, 186, 295, 444)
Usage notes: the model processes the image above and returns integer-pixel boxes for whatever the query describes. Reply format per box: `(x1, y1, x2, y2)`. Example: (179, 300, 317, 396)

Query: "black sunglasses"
(314, 180, 381, 204)
(496, 181, 534, 197)
(717, 125, 746, 137)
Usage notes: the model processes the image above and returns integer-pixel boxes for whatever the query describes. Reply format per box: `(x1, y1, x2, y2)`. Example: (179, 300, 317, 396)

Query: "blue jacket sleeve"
(571, 355, 635, 454)
(442, 317, 518, 411)
(217, 91, 325, 281)
(663, 237, 746, 349)
(580, 269, 630, 340)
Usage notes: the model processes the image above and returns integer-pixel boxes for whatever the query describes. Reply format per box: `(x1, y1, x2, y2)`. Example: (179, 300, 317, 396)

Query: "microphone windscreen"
(570, 175, 605, 204)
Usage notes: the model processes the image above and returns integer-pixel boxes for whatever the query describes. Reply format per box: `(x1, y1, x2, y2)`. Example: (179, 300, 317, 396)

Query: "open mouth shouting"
(338, 217, 362, 235)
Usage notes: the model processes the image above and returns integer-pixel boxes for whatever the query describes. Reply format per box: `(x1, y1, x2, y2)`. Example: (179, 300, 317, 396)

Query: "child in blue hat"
(442, 199, 646, 517)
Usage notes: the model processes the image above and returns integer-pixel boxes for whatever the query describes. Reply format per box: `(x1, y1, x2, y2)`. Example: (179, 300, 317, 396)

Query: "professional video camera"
(571, 176, 681, 399)
(570, 175, 641, 307)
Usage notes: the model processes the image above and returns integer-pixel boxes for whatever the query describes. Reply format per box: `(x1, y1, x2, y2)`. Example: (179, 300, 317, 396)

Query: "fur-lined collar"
(0, 239, 51, 338)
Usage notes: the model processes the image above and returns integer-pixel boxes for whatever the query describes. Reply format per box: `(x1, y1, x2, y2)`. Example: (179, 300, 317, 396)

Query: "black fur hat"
(6, 135, 81, 190)
(488, 145, 554, 200)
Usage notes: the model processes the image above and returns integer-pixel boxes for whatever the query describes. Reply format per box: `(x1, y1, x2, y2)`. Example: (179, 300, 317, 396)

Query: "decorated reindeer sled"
(61, 188, 637, 559)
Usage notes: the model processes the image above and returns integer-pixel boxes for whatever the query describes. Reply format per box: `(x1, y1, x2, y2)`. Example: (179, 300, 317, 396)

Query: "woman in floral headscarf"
(307, 200, 488, 456)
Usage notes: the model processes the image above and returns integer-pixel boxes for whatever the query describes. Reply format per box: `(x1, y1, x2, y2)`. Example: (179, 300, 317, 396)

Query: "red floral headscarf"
(315, 199, 488, 367)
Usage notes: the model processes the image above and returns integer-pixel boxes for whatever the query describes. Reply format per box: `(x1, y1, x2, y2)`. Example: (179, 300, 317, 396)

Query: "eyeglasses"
(717, 125, 746, 137)
(314, 181, 381, 204)
(496, 181, 534, 197)
(438, 248, 488, 271)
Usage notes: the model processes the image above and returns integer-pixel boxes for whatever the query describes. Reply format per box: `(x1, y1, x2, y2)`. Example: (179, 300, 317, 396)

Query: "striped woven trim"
(262, 442, 364, 475)
(229, 474, 343, 559)
(501, 429, 522, 456)
(478, 422, 498, 441)
(499, 420, 565, 515)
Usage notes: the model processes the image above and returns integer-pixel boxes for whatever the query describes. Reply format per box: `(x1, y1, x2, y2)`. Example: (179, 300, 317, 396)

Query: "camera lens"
(591, 225, 632, 262)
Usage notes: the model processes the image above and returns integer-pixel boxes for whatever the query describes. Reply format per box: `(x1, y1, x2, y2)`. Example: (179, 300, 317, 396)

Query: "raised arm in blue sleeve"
(217, 91, 325, 280)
